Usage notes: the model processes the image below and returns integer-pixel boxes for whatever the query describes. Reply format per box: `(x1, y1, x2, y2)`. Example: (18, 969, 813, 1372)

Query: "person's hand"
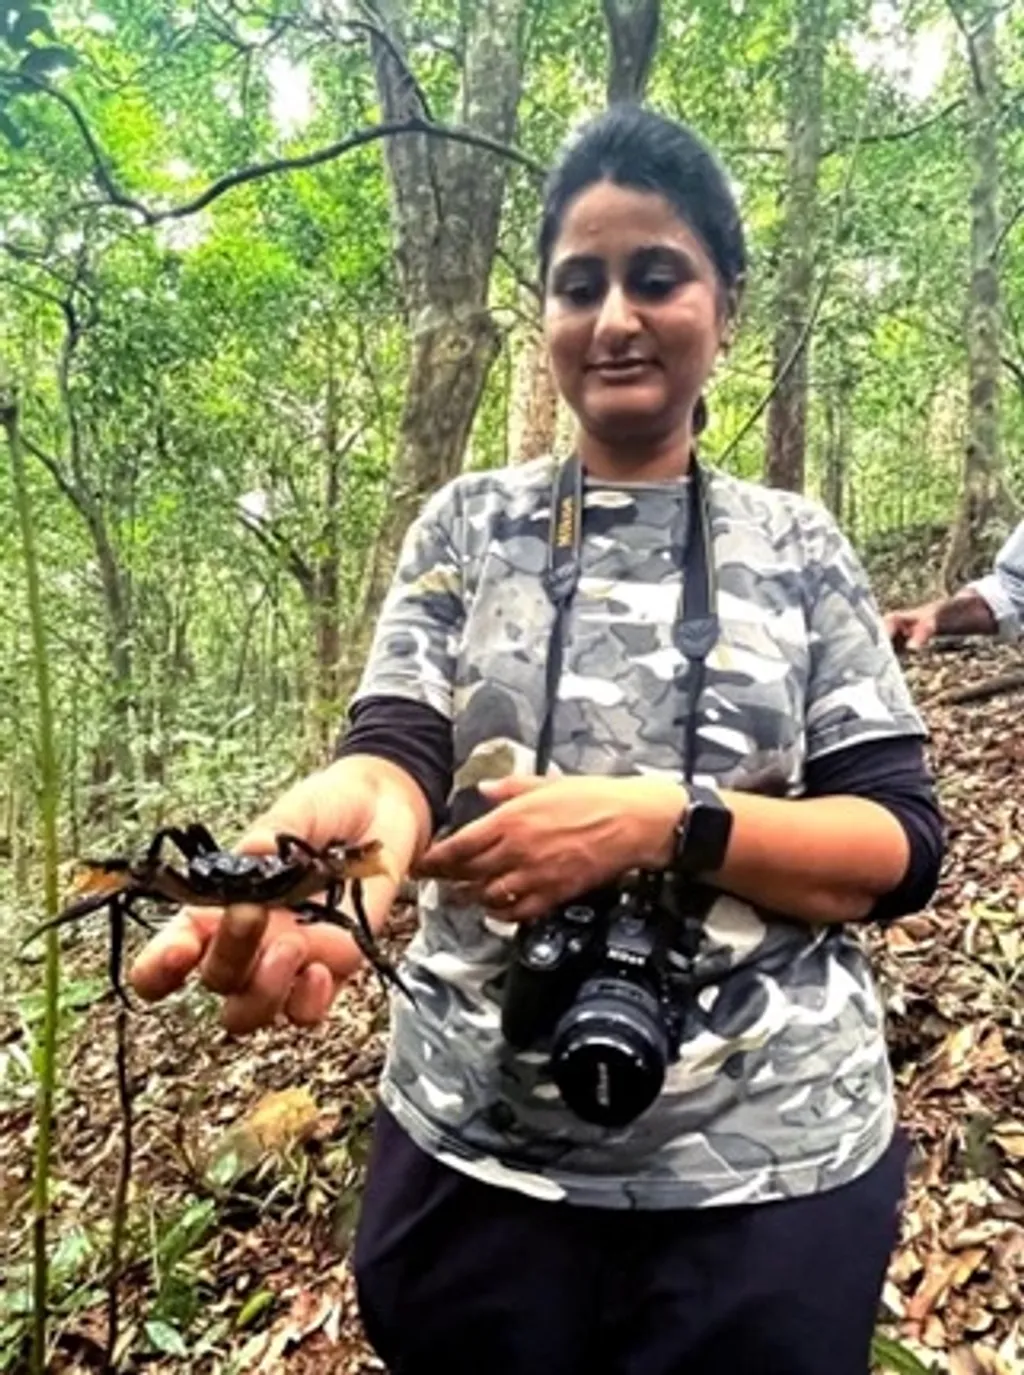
(883, 602, 940, 651)
(129, 765, 393, 1034)
(414, 773, 685, 922)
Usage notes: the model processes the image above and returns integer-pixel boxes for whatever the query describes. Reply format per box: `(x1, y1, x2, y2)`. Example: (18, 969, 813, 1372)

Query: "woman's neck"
(576, 426, 694, 482)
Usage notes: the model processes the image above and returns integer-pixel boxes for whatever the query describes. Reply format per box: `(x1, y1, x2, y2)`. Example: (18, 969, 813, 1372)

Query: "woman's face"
(544, 180, 728, 452)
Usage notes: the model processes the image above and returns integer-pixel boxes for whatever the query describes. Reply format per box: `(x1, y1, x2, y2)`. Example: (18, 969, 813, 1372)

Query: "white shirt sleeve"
(967, 519, 1024, 641)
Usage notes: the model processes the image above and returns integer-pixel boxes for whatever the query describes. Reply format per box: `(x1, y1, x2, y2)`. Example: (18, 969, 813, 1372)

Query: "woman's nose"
(593, 283, 640, 350)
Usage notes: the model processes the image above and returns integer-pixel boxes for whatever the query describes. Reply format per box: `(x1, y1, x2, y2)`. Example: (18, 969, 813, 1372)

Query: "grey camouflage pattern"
(354, 455, 925, 1209)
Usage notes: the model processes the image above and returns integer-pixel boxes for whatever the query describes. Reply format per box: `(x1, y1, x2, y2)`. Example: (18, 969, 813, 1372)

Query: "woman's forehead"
(551, 181, 709, 266)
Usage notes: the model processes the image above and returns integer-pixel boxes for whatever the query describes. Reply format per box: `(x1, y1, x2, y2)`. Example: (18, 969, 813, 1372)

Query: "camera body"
(500, 876, 690, 1128)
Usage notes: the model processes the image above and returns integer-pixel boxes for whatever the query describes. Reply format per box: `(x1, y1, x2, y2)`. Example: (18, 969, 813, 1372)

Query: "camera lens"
(550, 978, 668, 1128)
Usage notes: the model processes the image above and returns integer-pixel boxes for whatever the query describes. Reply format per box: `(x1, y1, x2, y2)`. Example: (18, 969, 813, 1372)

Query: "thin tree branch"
(237, 510, 315, 597)
(1, 239, 51, 266)
(946, 0, 986, 96)
(103, 1001, 132, 1373)
(726, 98, 967, 160)
(0, 239, 78, 291)
(496, 245, 542, 301)
(824, 97, 966, 155)
(200, 0, 296, 56)
(136, 120, 547, 220)
(0, 272, 65, 310)
(1002, 353, 1024, 395)
(54, 275, 90, 495)
(20, 434, 83, 512)
(24, 75, 544, 224)
(353, 317, 392, 449)
(992, 200, 1024, 263)
(341, 9, 434, 122)
(18, 76, 147, 216)
(14, 250, 100, 523)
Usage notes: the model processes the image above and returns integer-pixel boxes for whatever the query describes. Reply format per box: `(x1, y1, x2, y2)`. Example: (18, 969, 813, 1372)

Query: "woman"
(133, 107, 944, 1374)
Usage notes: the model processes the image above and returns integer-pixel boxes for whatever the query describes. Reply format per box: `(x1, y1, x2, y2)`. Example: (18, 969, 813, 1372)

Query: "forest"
(0, 0, 1022, 1371)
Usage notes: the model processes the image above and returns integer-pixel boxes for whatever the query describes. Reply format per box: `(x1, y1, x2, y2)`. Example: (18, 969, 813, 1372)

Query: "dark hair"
(538, 105, 747, 316)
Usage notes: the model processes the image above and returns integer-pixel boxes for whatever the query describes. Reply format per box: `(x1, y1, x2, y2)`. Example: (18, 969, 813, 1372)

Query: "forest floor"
(1, 637, 1023, 1373)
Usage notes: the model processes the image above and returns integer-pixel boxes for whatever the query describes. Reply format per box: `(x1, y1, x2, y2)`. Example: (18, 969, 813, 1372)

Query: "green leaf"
(0, 107, 26, 148)
(50, 1225, 93, 1282)
(870, 1332, 936, 1375)
(157, 1198, 217, 1269)
(235, 1289, 275, 1329)
(206, 1147, 243, 1189)
(144, 1319, 189, 1358)
(10, 7, 56, 48)
(0, 1284, 32, 1321)
(17, 977, 107, 1023)
(152, 1271, 203, 1327)
(17, 43, 75, 78)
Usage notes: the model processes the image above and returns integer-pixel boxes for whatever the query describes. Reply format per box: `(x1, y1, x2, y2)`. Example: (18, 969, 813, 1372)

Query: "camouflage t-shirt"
(354, 455, 925, 1210)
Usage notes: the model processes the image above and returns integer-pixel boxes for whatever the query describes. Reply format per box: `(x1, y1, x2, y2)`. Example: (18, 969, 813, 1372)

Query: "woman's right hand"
(128, 757, 422, 1034)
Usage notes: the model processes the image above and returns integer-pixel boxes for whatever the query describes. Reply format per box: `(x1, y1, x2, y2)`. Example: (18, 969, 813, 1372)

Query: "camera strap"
(537, 453, 719, 781)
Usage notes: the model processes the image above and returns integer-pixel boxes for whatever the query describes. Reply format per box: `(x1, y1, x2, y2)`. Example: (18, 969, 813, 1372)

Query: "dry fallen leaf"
(4, 635, 1021, 1375)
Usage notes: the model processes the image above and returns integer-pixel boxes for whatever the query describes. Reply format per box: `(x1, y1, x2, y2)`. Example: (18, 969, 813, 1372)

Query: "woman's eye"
(559, 278, 600, 307)
(634, 273, 678, 300)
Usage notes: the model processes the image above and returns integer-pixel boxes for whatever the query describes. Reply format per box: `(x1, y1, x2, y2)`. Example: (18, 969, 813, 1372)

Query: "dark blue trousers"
(353, 1107, 908, 1375)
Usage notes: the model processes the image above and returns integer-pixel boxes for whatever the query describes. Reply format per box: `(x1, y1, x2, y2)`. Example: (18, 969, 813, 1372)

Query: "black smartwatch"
(671, 784, 733, 876)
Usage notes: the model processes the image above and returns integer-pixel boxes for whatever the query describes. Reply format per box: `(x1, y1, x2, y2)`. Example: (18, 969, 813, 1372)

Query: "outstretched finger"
(220, 935, 307, 1035)
(199, 902, 270, 995)
(284, 962, 336, 1026)
(129, 909, 214, 1002)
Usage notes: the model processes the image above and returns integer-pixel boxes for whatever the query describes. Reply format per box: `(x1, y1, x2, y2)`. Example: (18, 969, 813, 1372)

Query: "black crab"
(24, 823, 412, 1005)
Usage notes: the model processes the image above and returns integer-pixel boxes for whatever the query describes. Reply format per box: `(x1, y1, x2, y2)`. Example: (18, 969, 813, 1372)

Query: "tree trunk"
(764, 0, 828, 493)
(312, 333, 345, 760)
(21, 285, 138, 806)
(943, 2, 1002, 589)
(602, 0, 661, 103)
(90, 514, 135, 789)
(821, 344, 855, 522)
(511, 327, 560, 464)
(374, 306, 501, 576)
(507, 0, 661, 469)
(27, 444, 135, 808)
(362, 0, 526, 618)
(822, 386, 844, 522)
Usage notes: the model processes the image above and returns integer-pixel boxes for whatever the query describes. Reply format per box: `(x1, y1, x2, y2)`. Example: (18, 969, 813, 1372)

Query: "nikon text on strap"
(536, 454, 719, 783)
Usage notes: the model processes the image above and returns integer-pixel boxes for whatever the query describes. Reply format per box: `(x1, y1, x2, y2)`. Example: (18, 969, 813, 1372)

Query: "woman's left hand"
(414, 773, 685, 922)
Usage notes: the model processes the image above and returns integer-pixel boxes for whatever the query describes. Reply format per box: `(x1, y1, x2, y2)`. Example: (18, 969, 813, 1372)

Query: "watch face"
(676, 795, 733, 874)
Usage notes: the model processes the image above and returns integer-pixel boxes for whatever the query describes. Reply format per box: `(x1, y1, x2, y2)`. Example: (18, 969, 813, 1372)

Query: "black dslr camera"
(500, 874, 693, 1128)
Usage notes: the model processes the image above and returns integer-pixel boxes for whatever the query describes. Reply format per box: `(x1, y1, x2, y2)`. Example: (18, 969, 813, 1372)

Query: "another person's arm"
(966, 519, 1024, 640)
(885, 519, 1024, 647)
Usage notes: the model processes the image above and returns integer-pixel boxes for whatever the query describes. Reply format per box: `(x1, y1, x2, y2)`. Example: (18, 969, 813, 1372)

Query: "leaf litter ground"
(0, 646, 1022, 1375)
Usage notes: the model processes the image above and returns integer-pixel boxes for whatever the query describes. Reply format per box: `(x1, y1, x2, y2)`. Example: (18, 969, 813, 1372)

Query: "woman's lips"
(588, 359, 659, 384)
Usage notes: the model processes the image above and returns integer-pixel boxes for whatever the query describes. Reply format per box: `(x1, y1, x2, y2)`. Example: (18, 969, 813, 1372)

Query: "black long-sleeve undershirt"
(336, 695, 944, 922)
